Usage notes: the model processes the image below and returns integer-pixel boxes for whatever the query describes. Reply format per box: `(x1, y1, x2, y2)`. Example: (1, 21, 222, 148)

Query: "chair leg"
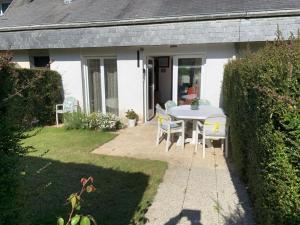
(194, 133, 198, 153)
(181, 131, 185, 150)
(56, 113, 59, 126)
(202, 136, 206, 158)
(221, 139, 224, 152)
(225, 138, 228, 158)
(166, 131, 170, 152)
(156, 128, 161, 146)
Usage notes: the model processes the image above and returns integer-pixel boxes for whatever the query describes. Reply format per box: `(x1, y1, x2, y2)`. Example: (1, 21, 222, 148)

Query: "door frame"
(172, 55, 204, 104)
(82, 56, 117, 115)
(146, 57, 155, 120)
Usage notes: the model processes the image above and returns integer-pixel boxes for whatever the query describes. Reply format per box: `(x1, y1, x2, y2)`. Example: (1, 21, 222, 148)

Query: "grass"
(20, 127, 167, 225)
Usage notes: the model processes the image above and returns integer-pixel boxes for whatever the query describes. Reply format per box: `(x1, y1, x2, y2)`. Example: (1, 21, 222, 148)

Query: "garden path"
(93, 124, 254, 225)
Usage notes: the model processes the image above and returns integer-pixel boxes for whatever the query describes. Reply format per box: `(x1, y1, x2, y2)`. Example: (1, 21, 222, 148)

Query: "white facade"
(12, 43, 235, 122)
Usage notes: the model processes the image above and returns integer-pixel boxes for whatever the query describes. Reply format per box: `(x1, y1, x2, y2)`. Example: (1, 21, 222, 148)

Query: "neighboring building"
(0, 0, 300, 121)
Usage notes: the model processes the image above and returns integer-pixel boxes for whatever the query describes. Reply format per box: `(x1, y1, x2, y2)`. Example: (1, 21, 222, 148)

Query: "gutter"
(0, 9, 300, 32)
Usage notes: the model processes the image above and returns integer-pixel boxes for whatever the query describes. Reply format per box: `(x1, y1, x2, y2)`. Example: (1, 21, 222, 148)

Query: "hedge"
(0, 58, 63, 224)
(8, 68, 63, 126)
(222, 38, 300, 225)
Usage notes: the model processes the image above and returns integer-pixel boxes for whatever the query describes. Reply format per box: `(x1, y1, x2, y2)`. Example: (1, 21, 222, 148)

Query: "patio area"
(93, 123, 254, 225)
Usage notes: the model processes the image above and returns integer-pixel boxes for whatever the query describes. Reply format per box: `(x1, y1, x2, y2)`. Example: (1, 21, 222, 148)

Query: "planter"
(191, 104, 199, 110)
(127, 119, 136, 128)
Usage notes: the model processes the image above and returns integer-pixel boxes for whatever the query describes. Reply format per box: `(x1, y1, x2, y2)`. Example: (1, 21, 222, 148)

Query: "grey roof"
(1, 0, 300, 28)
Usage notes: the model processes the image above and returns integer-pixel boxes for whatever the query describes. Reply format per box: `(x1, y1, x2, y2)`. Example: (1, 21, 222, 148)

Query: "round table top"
(168, 105, 225, 120)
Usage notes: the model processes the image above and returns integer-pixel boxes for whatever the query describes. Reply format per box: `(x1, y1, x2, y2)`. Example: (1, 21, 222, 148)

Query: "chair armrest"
(56, 104, 63, 110)
(196, 121, 204, 128)
(170, 120, 184, 125)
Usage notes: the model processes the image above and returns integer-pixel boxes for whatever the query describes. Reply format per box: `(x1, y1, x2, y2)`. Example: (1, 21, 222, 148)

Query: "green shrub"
(8, 68, 63, 126)
(64, 111, 88, 130)
(64, 111, 122, 131)
(222, 37, 300, 225)
(0, 55, 27, 224)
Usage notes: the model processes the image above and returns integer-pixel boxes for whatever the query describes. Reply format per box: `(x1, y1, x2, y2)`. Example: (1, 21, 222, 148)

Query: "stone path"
(93, 124, 254, 225)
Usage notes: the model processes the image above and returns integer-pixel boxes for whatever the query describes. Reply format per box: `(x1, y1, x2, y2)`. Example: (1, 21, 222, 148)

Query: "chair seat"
(161, 123, 181, 131)
(199, 129, 226, 138)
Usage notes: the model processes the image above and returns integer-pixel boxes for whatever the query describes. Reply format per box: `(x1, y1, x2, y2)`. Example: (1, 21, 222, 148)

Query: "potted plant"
(191, 98, 199, 110)
(125, 109, 138, 127)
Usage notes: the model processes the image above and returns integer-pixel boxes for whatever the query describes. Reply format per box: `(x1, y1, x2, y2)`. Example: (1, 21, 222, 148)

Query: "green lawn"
(20, 127, 167, 225)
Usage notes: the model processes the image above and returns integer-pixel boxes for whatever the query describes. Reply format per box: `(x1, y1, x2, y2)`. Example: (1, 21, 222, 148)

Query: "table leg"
(192, 120, 197, 144)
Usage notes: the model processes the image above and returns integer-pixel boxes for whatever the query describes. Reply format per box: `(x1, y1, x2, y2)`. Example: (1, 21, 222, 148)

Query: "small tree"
(57, 177, 97, 225)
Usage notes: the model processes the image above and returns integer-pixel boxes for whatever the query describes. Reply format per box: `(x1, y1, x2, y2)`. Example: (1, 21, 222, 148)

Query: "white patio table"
(168, 105, 225, 144)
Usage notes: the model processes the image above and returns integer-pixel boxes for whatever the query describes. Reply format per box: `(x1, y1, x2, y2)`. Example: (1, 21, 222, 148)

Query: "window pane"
(104, 59, 118, 115)
(177, 58, 202, 105)
(33, 56, 50, 68)
(87, 59, 102, 113)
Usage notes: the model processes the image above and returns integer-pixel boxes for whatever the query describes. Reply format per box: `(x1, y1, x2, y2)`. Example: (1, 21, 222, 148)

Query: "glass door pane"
(87, 59, 102, 112)
(104, 59, 119, 115)
(177, 58, 202, 105)
(147, 58, 155, 120)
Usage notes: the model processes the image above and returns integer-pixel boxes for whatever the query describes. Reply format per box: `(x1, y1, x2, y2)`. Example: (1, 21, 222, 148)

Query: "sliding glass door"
(87, 59, 102, 113)
(104, 59, 118, 115)
(84, 57, 119, 115)
(173, 56, 202, 105)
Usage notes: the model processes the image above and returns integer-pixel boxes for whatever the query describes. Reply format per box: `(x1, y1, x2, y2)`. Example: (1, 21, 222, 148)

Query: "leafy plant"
(191, 98, 199, 106)
(0, 53, 31, 224)
(222, 34, 300, 225)
(63, 111, 122, 131)
(125, 110, 138, 120)
(9, 68, 63, 126)
(57, 177, 97, 225)
(64, 111, 88, 130)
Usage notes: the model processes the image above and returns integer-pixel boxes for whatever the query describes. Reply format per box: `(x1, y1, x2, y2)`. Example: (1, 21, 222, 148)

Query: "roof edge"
(1, 8, 300, 32)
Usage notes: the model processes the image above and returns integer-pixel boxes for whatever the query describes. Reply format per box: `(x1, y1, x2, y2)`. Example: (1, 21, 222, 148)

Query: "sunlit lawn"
(20, 127, 167, 225)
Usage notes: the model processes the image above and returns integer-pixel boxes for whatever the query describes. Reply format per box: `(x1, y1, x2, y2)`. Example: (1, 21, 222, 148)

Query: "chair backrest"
(164, 100, 177, 111)
(204, 115, 226, 137)
(198, 99, 211, 106)
(63, 97, 78, 113)
(156, 104, 171, 125)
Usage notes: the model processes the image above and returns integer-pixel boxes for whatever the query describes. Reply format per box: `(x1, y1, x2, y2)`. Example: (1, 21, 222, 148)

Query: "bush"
(125, 109, 139, 120)
(0, 55, 27, 224)
(8, 68, 63, 126)
(64, 112, 122, 131)
(222, 37, 300, 225)
(64, 111, 88, 130)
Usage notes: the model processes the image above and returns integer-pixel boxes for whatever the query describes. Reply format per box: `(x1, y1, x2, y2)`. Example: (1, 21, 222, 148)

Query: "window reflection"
(177, 58, 202, 105)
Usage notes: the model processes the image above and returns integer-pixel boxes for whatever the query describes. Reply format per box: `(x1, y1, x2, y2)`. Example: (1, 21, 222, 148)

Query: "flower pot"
(191, 104, 199, 110)
(127, 119, 136, 128)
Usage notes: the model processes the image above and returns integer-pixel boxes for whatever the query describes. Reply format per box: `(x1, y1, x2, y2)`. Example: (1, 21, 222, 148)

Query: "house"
(0, 0, 299, 122)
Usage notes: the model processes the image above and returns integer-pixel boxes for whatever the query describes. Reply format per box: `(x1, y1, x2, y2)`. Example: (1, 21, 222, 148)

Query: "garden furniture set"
(156, 100, 228, 158)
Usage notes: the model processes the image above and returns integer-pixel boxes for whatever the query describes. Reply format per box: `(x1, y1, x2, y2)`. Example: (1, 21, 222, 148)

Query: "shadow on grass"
(19, 156, 149, 225)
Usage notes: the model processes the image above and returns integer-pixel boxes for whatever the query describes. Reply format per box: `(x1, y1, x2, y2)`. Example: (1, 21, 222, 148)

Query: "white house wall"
(12, 50, 30, 68)
(49, 49, 83, 107)
(11, 43, 235, 121)
(117, 50, 144, 121)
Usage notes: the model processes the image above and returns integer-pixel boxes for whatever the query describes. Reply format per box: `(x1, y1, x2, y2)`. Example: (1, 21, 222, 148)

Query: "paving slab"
(93, 124, 254, 225)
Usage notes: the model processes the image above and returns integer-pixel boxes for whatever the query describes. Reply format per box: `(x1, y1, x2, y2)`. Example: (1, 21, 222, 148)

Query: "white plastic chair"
(156, 104, 185, 152)
(164, 100, 177, 112)
(56, 97, 79, 125)
(195, 115, 227, 158)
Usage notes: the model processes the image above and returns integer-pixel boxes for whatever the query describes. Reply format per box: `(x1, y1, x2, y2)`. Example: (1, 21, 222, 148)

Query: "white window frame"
(172, 55, 204, 103)
(82, 56, 118, 115)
